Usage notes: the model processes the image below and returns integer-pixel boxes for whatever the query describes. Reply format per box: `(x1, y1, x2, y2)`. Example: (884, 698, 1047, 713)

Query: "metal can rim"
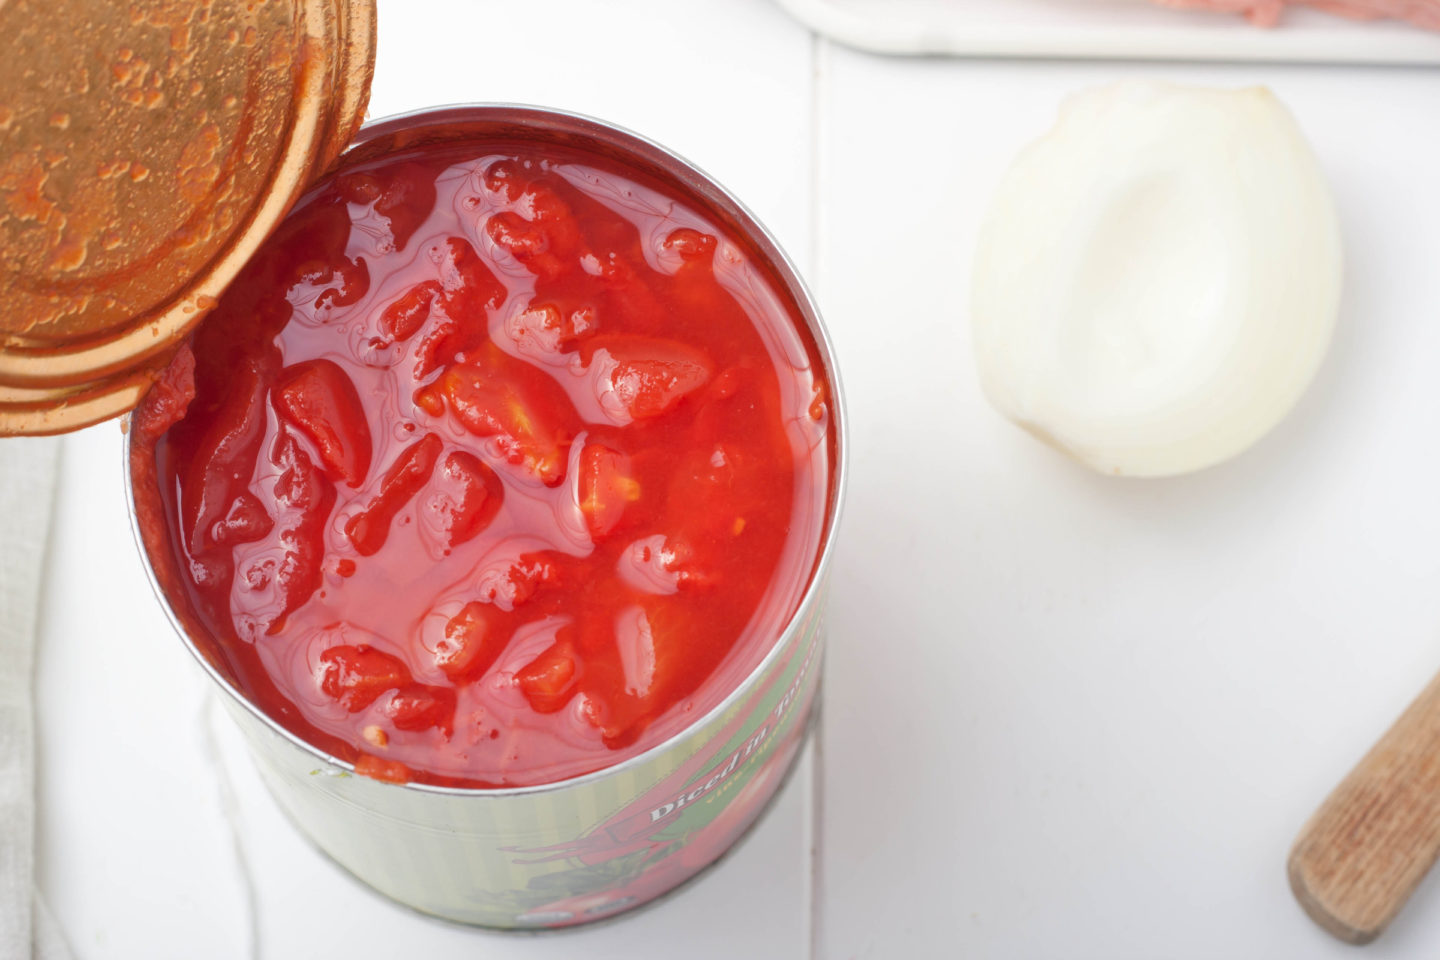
(125, 102, 849, 798)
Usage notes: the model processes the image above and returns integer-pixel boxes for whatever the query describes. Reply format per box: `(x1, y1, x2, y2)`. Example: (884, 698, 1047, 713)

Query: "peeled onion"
(971, 81, 1342, 477)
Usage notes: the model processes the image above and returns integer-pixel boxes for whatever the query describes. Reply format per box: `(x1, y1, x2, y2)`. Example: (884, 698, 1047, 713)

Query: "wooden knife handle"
(1289, 670, 1440, 944)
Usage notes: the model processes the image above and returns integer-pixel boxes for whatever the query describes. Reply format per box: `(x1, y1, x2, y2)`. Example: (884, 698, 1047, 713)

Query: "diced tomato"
(585, 335, 712, 422)
(385, 683, 456, 734)
(506, 302, 597, 357)
(637, 599, 691, 689)
(484, 175, 585, 283)
(407, 239, 505, 379)
(413, 383, 445, 417)
(318, 643, 412, 711)
(583, 599, 693, 749)
(515, 636, 580, 714)
(344, 433, 443, 556)
(354, 754, 412, 783)
(132, 342, 195, 444)
(434, 236, 505, 317)
(473, 553, 562, 611)
(313, 255, 369, 314)
(527, 182, 579, 231)
(372, 162, 437, 253)
(286, 254, 370, 320)
(618, 532, 714, 591)
(577, 443, 639, 541)
(377, 280, 440, 343)
(182, 356, 269, 556)
(261, 432, 337, 634)
(486, 211, 567, 282)
(414, 311, 488, 384)
(335, 171, 381, 205)
(485, 211, 544, 258)
(440, 362, 569, 486)
(662, 228, 717, 262)
(431, 601, 503, 681)
(424, 450, 503, 550)
(293, 260, 333, 287)
(614, 604, 659, 699)
(506, 554, 559, 608)
(481, 158, 525, 200)
(210, 492, 273, 546)
(506, 303, 564, 356)
(273, 360, 373, 487)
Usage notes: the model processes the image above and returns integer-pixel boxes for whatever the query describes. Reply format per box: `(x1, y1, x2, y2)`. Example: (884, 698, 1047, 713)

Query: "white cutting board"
(776, 0, 1440, 63)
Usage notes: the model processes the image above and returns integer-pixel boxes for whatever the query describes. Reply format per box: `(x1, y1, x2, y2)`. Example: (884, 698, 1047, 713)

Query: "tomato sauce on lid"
(0, 0, 374, 435)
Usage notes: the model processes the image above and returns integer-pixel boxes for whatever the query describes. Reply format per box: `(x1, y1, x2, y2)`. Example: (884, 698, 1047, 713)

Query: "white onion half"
(971, 81, 1342, 477)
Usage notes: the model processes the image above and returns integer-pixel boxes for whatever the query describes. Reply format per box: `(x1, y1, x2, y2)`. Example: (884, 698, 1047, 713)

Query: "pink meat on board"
(1151, 0, 1440, 28)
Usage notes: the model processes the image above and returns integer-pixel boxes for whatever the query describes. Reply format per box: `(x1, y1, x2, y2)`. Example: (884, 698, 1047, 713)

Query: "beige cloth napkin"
(1, 436, 72, 960)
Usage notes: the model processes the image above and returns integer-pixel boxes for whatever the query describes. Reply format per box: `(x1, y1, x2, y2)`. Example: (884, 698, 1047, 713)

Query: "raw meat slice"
(1151, 0, 1440, 29)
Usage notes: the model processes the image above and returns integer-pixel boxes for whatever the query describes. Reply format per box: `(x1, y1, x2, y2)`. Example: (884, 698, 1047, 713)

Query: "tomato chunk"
(506, 302, 597, 358)
(344, 433, 443, 556)
(354, 754, 412, 783)
(423, 450, 503, 551)
(273, 360, 373, 487)
(377, 280, 440, 343)
(515, 635, 580, 714)
(662, 227, 717, 262)
(182, 356, 270, 556)
(211, 492, 273, 547)
(440, 363, 569, 486)
(474, 553, 562, 611)
(410, 238, 506, 379)
(435, 236, 505, 316)
(585, 335, 712, 422)
(335, 171, 381, 205)
(431, 601, 503, 681)
(372, 162, 437, 253)
(487, 212, 569, 282)
(577, 443, 639, 541)
(385, 684, 456, 734)
(132, 342, 195, 443)
(581, 600, 693, 749)
(313, 255, 369, 314)
(480, 158, 526, 200)
(246, 432, 336, 635)
(319, 644, 412, 711)
(482, 165, 585, 283)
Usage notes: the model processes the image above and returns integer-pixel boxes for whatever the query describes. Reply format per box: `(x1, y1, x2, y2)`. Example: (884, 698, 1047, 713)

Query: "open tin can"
(124, 104, 846, 928)
(5, 0, 845, 930)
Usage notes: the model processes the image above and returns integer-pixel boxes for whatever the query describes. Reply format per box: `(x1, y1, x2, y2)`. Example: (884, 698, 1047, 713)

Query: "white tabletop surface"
(28, 1, 1440, 958)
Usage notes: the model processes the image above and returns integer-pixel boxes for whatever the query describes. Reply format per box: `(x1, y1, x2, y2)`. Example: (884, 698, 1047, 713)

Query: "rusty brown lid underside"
(0, 0, 375, 435)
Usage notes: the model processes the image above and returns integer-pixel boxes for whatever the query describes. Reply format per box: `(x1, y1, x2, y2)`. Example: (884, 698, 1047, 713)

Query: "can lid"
(0, 0, 375, 435)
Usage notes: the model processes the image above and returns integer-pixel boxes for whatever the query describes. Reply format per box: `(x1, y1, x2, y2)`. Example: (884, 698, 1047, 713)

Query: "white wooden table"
(32, 1, 1440, 957)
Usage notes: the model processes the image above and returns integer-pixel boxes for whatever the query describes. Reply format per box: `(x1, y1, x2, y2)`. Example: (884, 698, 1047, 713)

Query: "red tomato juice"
(130, 136, 832, 788)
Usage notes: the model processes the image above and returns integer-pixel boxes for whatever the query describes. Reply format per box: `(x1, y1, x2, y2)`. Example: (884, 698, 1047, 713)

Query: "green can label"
(506, 604, 824, 924)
